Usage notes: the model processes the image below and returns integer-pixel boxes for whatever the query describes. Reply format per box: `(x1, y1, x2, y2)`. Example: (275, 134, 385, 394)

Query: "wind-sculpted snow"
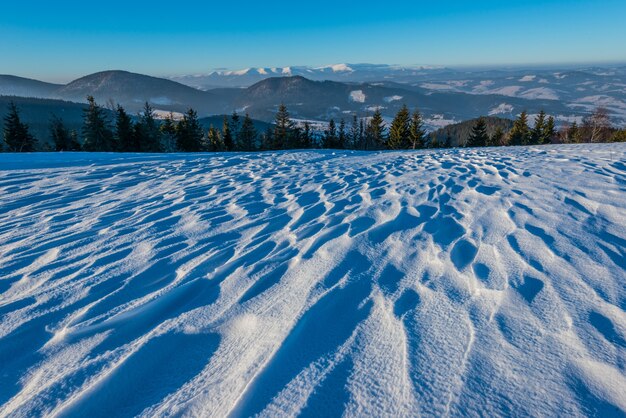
(1, 145, 625, 417)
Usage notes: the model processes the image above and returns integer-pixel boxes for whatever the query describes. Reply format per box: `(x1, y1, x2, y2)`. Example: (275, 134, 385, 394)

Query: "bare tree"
(583, 107, 611, 143)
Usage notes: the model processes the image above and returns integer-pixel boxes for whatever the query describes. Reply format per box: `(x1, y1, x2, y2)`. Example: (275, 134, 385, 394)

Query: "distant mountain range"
(2, 64, 626, 130)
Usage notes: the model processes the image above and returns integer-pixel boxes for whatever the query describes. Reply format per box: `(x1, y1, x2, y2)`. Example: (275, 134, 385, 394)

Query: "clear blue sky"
(2, 0, 625, 82)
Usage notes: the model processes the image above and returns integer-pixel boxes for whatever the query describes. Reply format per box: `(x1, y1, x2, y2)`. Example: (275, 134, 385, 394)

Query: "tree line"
(2, 98, 624, 153)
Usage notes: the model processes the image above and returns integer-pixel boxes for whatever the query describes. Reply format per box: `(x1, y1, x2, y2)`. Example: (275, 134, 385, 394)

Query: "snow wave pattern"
(1, 144, 625, 417)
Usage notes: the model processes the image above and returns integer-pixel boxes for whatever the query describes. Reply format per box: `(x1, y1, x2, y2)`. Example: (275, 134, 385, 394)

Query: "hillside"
(0, 76, 62, 98)
(1, 145, 625, 416)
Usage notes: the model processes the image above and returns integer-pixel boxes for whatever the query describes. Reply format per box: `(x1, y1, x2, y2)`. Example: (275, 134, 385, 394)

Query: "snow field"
(0, 144, 625, 417)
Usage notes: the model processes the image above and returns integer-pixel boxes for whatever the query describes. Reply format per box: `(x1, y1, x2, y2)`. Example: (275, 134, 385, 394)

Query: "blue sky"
(1, 0, 625, 82)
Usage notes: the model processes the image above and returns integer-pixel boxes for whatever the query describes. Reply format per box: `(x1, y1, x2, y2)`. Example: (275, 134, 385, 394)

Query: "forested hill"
(431, 116, 515, 147)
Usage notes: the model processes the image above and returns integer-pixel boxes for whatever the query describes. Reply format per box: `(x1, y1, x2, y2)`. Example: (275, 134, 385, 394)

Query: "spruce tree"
(368, 109, 386, 150)
(261, 126, 274, 150)
(509, 111, 530, 146)
(358, 119, 365, 150)
(82, 96, 113, 151)
(530, 110, 546, 145)
(50, 116, 80, 151)
(323, 119, 338, 148)
(350, 114, 360, 149)
(409, 110, 426, 149)
(543, 116, 556, 144)
(238, 113, 257, 151)
(207, 125, 224, 151)
(114, 105, 135, 152)
(489, 127, 505, 147)
(222, 115, 234, 151)
(467, 117, 489, 147)
(160, 114, 178, 152)
(3, 102, 37, 152)
(230, 111, 240, 149)
(137, 102, 162, 152)
(273, 104, 293, 150)
(338, 119, 347, 149)
(568, 121, 582, 143)
(176, 108, 204, 152)
(302, 122, 312, 149)
(388, 105, 411, 149)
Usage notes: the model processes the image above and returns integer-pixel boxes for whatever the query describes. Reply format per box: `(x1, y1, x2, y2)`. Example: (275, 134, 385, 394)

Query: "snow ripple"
(0, 144, 625, 417)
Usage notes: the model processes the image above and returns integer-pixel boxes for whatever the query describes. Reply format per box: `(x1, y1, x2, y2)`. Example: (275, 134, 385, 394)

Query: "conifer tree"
(568, 121, 582, 143)
(230, 111, 240, 149)
(338, 119, 347, 149)
(3, 102, 37, 152)
(273, 104, 293, 150)
(261, 126, 274, 150)
(207, 125, 224, 151)
(176, 108, 204, 152)
(82, 96, 114, 152)
(350, 114, 360, 149)
(531, 110, 546, 145)
(358, 119, 365, 150)
(114, 105, 135, 152)
(50, 115, 80, 151)
(543, 116, 556, 144)
(136, 102, 162, 152)
(467, 117, 489, 147)
(323, 119, 338, 148)
(409, 109, 426, 149)
(238, 113, 257, 151)
(222, 115, 234, 151)
(489, 127, 505, 147)
(160, 113, 178, 152)
(367, 109, 386, 150)
(509, 111, 530, 146)
(388, 104, 411, 149)
(302, 122, 312, 149)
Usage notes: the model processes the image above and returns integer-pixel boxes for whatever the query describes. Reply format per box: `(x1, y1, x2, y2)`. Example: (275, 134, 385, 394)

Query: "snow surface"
(349, 90, 366, 103)
(488, 103, 514, 116)
(1, 145, 626, 417)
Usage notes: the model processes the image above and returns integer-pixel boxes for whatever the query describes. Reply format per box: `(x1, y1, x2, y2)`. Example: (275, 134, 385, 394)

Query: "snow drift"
(1, 144, 625, 417)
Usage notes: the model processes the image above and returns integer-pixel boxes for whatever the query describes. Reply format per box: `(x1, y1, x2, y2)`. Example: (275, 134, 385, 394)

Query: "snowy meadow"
(1, 144, 625, 417)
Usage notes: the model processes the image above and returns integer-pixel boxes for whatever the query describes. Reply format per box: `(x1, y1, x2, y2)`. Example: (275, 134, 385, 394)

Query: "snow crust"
(1, 144, 625, 417)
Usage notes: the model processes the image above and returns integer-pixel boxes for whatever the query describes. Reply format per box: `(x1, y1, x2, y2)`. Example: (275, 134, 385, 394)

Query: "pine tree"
(466, 117, 489, 147)
(114, 105, 135, 152)
(409, 109, 426, 149)
(388, 105, 411, 149)
(368, 109, 386, 150)
(222, 115, 234, 151)
(323, 119, 338, 148)
(543, 116, 556, 144)
(82, 96, 114, 151)
(50, 115, 79, 151)
(176, 108, 204, 152)
(136, 102, 162, 152)
(273, 103, 293, 150)
(238, 113, 257, 151)
(3, 102, 37, 152)
(530, 110, 546, 145)
(509, 111, 530, 146)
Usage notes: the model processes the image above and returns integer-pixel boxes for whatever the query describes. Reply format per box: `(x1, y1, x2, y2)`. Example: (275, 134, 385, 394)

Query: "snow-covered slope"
(1, 145, 625, 417)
